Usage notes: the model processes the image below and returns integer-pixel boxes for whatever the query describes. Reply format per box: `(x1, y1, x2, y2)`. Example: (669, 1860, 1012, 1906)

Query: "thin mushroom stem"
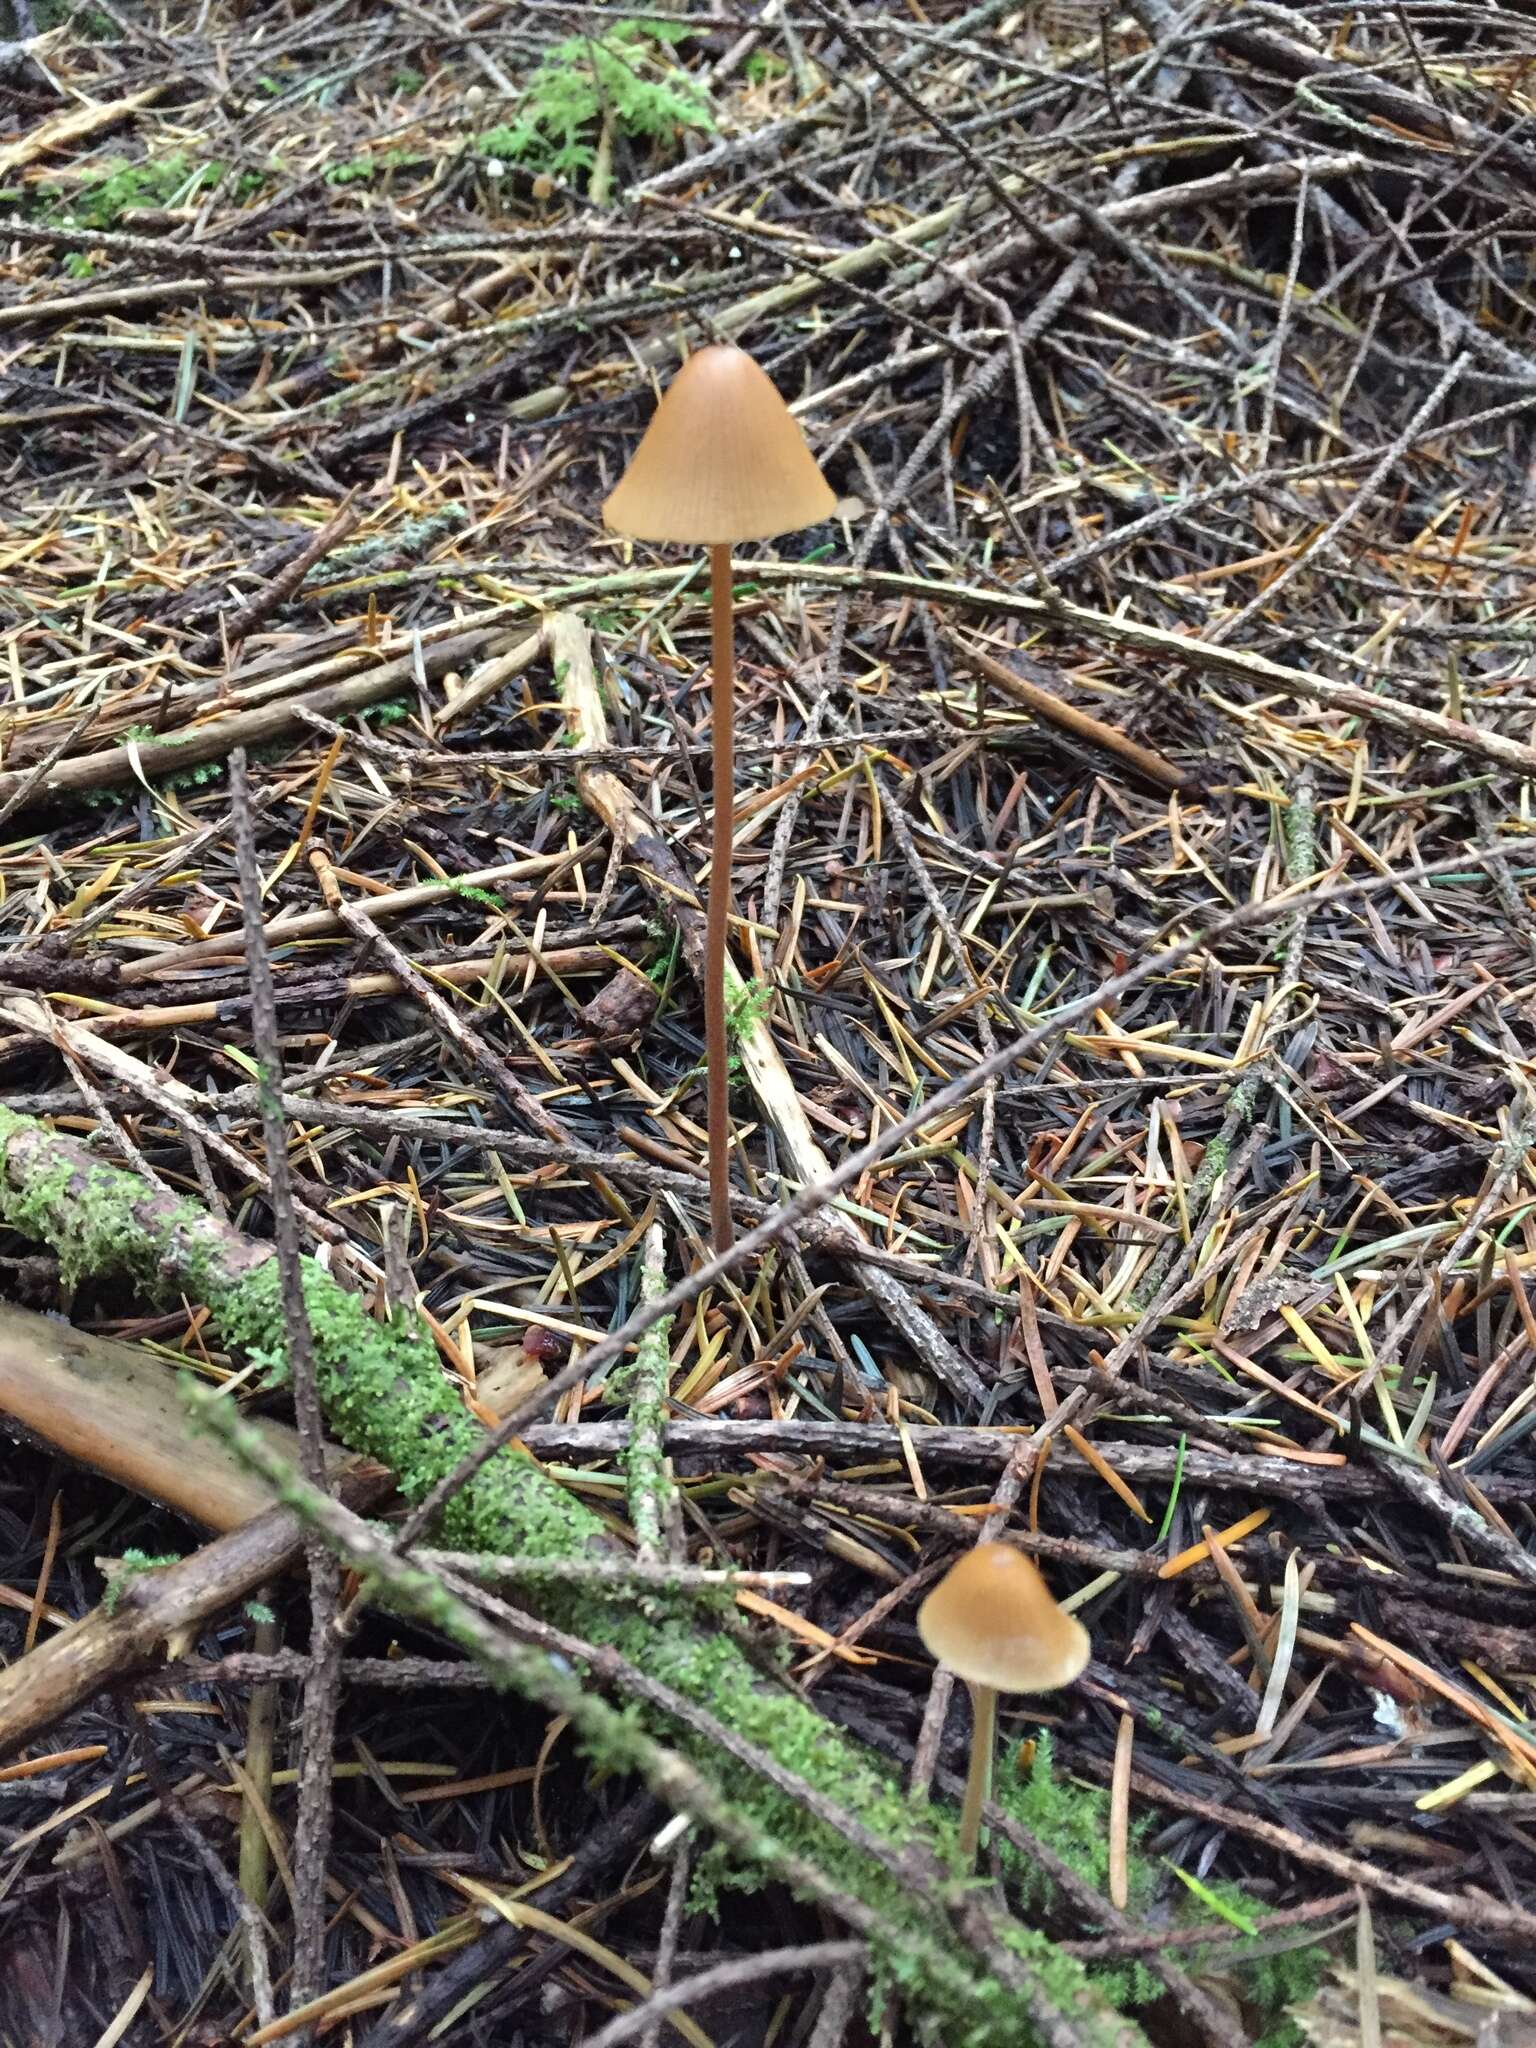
(705, 541, 736, 1254)
(958, 1679, 997, 1869)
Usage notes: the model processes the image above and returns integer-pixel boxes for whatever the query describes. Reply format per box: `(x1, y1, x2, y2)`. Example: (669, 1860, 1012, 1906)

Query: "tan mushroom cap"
(917, 1543, 1090, 1694)
(603, 344, 836, 546)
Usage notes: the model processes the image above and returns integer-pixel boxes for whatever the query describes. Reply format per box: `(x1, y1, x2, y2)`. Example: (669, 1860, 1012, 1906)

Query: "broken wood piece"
(0, 1297, 345, 1532)
(69, 944, 613, 1034)
(114, 847, 580, 986)
(0, 81, 166, 176)
(0, 1462, 390, 1761)
(185, 494, 364, 667)
(436, 625, 547, 730)
(0, 1301, 386, 1762)
(750, 563, 1536, 782)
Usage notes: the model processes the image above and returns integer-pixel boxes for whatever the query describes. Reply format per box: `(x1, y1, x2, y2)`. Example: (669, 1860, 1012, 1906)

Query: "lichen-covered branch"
(0, 1108, 1144, 2048)
(609, 1220, 674, 1559)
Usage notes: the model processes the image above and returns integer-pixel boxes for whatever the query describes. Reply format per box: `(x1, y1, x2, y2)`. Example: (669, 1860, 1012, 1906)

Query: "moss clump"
(605, 1236, 673, 1556)
(50, 153, 252, 232)
(476, 19, 712, 185)
(996, 1737, 1159, 2010)
(725, 975, 774, 1043)
(1282, 778, 1316, 889)
(0, 1112, 211, 1293)
(1000, 1734, 1151, 1914)
(102, 1548, 181, 1612)
(1174, 1875, 1330, 2048)
(209, 1258, 598, 1562)
(1001, 1741, 1330, 2041)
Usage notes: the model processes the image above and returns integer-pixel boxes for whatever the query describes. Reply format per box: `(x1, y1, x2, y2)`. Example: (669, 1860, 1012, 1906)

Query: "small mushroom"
(917, 1543, 1089, 1869)
(604, 346, 834, 1254)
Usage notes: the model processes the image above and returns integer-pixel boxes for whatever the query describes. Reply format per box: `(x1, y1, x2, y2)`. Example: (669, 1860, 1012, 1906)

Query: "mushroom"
(604, 345, 835, 1252)
(917, 1543, 1090, 1869)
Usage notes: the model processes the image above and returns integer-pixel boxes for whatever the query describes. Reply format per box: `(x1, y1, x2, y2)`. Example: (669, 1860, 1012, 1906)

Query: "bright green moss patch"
(1000, 1733, 1152, 1914)
(1174, 1875, 1331, 2048)
(0, 1110, 210, 1292)
(208, 1256, 609, 1564)
(475, 19, 711, 185)
(102, 1548, 182, 1613)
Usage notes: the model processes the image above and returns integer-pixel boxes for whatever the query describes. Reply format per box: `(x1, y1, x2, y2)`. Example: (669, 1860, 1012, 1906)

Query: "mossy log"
(0, 1108, 1145, 2048)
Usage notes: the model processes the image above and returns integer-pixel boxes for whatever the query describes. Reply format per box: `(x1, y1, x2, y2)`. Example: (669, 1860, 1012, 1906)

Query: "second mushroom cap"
(917, 1543, 1090, 1693)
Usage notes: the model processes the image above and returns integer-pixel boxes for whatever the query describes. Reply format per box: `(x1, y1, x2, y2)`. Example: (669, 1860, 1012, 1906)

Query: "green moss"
(361, 697, 411, 729)
(999, 1734, 1150, 1912)
(0, 1145, 79, 1268)
(1283, 781, 1317, 888)
(325, 149, 427, 186)
(208, 1258, 600, 1560)
(1175, 1876, 1330, 2046)
(445, 879, 506, 912)
(991, 1736, 1157, 2010)
(996, 1740, 1332, 2036)
(725, 977, 773, 1043)
(475, 19, 711, 186)
(102, 1548, 181, 1612)
(0, 1114, 208, 1293)
(55, 153, 242, 232)
(640, 1624, 921, 1848)
(197, 1393, 1098, 2048)
(606, 1247, 673, 1555)
(312, 505, 467, 571)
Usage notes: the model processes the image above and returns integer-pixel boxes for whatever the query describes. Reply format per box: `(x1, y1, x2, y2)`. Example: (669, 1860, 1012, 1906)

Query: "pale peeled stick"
(917, 1543, 1090, 1693)
(603, 344, 836, 546)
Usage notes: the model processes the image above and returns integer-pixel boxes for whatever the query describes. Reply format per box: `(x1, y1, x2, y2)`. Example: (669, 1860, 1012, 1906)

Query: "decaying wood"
(0, 624, 515, 809)
(0, 1298, 327, 1530)
(0, 81, 166, 176)
(946, 633, 1194, 794)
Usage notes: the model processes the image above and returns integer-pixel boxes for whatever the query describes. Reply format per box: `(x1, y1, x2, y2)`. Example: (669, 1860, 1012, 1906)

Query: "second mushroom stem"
(706, 541, 736, 1254)
(960, 1680, 997, 1868)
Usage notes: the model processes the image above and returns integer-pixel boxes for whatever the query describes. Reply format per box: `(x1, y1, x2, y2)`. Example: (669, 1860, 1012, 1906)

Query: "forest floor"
(2, 2, 1536, 2044)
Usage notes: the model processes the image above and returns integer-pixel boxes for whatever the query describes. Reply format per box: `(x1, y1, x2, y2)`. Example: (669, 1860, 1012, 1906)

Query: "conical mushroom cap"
(917, 1544, 1090, 1693)
(603, 345, 836, 546)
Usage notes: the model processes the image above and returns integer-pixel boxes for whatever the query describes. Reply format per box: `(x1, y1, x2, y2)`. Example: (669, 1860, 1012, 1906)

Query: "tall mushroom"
(603, 344, 836, 1253)
(918, 1543, 1090, 1869)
